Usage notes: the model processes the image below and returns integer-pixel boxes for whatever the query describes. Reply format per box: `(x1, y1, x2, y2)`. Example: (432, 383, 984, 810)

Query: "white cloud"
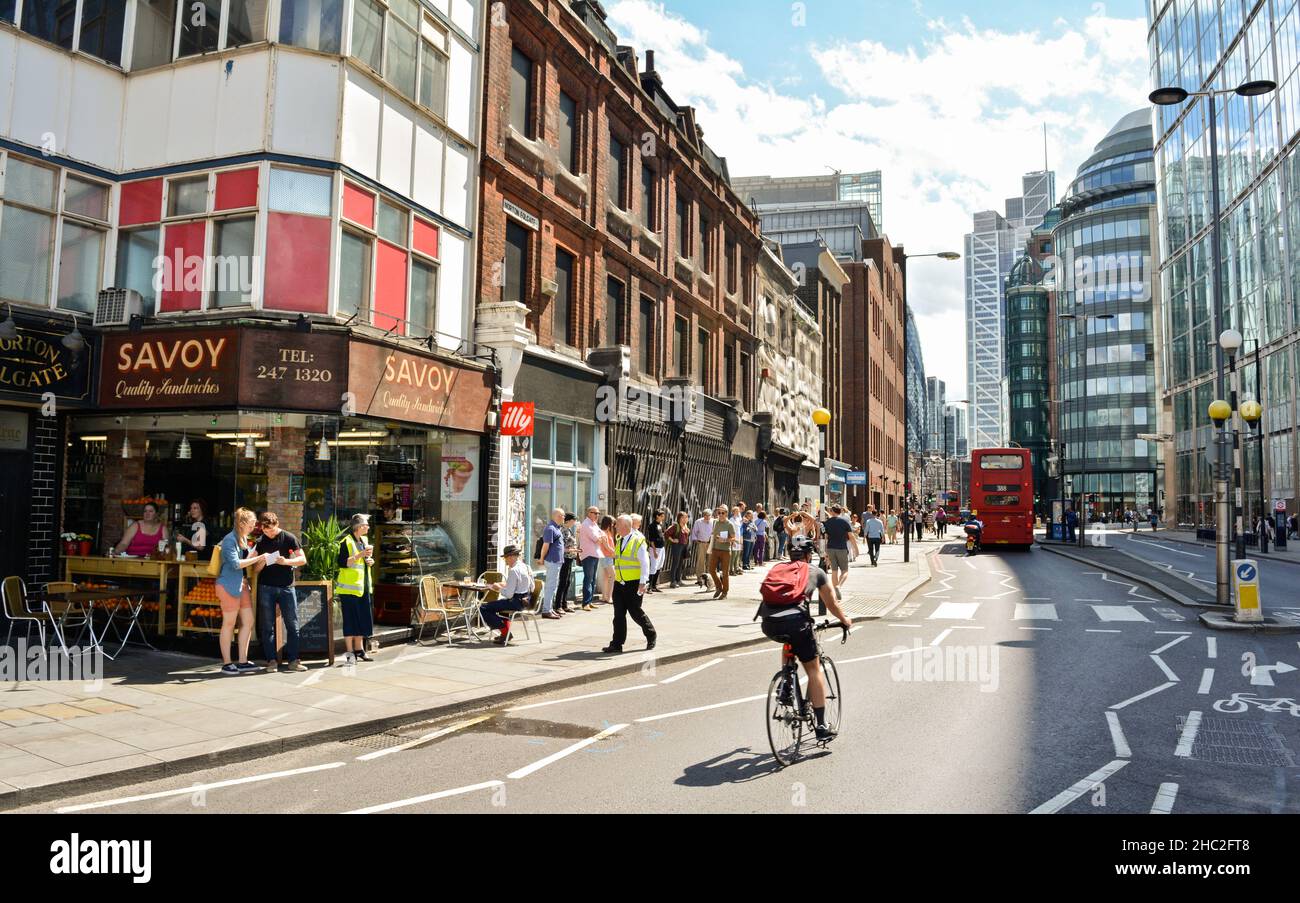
(605, 0, 1149, 401)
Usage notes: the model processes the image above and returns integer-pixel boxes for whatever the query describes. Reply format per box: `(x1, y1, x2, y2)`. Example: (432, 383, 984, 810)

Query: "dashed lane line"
(1151, 635, 1190, 655)
(660, 658, 724, 685)
(355, 716, 490, 761)
(635, 695, 768, 724)
(1174, 711, 1203, 758)
(930, 629, 953, 647)
(345, 781, 503, 815)
(56, 762, 348, 813)
(1207, 637, 1217, 659)
(506, 724, 628, 779)
(1198, 668, 1214, 695)
(1029, 760, 1130, 815)
(1151, 783, 1179, 814)
(1105, 711, 1132, 758)
(1110, 682, 1178, 710)
(506, 684, 657, 713)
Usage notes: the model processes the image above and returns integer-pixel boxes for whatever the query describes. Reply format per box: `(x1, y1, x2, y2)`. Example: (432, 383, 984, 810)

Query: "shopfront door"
(0, 440, 33, 582)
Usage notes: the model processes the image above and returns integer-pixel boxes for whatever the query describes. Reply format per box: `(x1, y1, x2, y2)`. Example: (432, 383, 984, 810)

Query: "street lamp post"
(901, 250, 962, 564)
(1241, 399, 1264, 553)
(1060, 312, 1115, 547)
(813, 407, 832, 516)
(1219, 328, 1246, 560)
(1151, 78, 1278, 607)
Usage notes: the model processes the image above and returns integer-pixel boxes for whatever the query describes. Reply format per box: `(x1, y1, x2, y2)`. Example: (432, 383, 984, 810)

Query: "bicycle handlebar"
(814, 620, 851, 644)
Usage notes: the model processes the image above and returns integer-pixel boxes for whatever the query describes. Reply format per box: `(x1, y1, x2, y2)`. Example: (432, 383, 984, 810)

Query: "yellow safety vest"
(614, 533, 645, 583)
(335, 535, 373, 597)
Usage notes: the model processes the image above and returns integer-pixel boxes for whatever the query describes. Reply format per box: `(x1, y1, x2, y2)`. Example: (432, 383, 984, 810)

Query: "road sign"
(1233, 558, 1262, 624)
(1277, 500, 1288, 513)
(846, 471, 867, 486)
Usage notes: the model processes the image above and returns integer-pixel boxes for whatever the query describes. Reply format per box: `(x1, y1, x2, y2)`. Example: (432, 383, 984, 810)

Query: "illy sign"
(500, 402, 535, 436)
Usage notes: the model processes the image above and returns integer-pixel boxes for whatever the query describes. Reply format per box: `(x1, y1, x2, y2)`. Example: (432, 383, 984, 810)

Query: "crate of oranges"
(122, 495, 168, 519)
(184, 578, 218, 606)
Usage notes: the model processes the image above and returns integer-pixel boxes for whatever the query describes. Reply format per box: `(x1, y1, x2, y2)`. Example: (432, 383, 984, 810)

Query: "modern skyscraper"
(965, 170, 1057, 450)
(926, 377, 946, 452)
(1149, 0, 1299, 527)
(733, 171, 884, 233)
(1053, 109, 1160, 519)
(906, 306, 928, 463)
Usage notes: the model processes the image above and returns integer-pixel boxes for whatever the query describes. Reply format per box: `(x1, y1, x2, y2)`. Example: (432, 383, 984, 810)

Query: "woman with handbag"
(214, 508, 267, 675)
(335, 514, 376, 665)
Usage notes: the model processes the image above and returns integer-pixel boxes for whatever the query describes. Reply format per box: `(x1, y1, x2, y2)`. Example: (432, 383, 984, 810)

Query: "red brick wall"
(102, 430, 146, 548)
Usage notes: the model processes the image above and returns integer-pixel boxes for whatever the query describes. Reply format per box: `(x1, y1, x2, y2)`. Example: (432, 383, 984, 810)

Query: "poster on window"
(441, 438, 480, 502)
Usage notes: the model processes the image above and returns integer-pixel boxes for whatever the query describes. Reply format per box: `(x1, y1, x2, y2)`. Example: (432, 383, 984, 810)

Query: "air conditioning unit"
(94, 288, 145, 327)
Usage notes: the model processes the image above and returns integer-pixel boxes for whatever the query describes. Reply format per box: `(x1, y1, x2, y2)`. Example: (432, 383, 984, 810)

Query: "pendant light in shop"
(120, 418, 130, 459)
(177, 430, 192, 460)
(0, 303, 16, 340)
(243, 436, 256, 459)
(316, 432, 331, 462)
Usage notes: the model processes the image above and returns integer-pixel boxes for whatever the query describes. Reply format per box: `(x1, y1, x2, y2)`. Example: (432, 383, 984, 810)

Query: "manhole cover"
(1176, 716, 1296, 767)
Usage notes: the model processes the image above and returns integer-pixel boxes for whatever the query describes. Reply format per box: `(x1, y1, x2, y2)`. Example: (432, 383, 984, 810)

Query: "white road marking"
(930, 629, 953, 647)
(1127, 535, 1203, 557)
(1150, 655, 1179, 682)
(1174, 711, 1203, 758)
(345, 780, 504, 815)
(839, 646, 929, 665)
(1154, 631, 1194, 636)
(506, 724, 628, 779)
(1020, 627, 1054, 631)
(1092, 605, 1150, 623)
(1023, 597, 1053, 601)
(1029, 759, 1130, 814)
(1014, 603, 1059, 621)
(1150, 783, 1179, 815)
(887, 623, 923, 628)
(962, 558, 977, 570)
(1110, 682, 1178, 710)
(1105, 711, 1131, 758)
(923, 592, 952, 598)
(636, 695, 767, 723)
(1151, 635, 1190, 655)
(355, 717, 490, 761)
(660, 658, 724, 684)
(1087, 629, 1123, 634)
(56, 762, 348, 813)
(1207, 637, 1218, 659)
(1198, 668, 1214, 695)
(929, 602, 980, 620)
(1075, 599, 1105, 603)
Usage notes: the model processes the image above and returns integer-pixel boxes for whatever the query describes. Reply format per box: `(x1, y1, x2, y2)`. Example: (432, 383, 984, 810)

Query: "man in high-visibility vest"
(602, 515, 657, 655)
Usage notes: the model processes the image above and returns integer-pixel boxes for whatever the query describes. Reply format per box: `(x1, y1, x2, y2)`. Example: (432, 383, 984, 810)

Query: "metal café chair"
(503, 578, 544, 645)
(41, 581, 92, 647)
(2, 576, 70, 658)
(414, 576, 478, 646)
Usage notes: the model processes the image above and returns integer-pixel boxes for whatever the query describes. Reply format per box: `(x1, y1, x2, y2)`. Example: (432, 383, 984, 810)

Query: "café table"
(44, 588, 161, 661)
(441, 581, 494, 641)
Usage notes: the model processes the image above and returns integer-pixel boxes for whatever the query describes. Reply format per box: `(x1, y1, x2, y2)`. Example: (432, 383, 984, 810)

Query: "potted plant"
(301, 516, 344, 584)
(60, 532, 80, 556)
(77, 533, 94, 556)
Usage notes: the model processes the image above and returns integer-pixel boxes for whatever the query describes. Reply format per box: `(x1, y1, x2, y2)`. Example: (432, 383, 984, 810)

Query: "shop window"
(554, 248, 574, 346)
(0, 2, 13, 22)
(606, 276, 624, 346)
(608, 134, 626, 209)
(119, 178, 164, 227)
(19, 0, 76, 51)
(674, 315, 689, 377)
(279, 0, 343, 54)
(409, 257, 437, 338)
(265, 168, 333, 315)
(638, 295, 654, 375)
(115, 227, 160, 316)
(534, 417, 552, 462)
(504, 220, 529, 306)
(377, 198, 408, 245)
(509, 46, 535, 137)
(350, 0, 383, 72)
(555, 421, 574, 464)
(211, 216, 255, 308)
(418, 14, 449, 119)
(167, 175, 209, 219)
(338, 230, 372, 319)
(641, 163, 656, 230)
(178, 0, 267, 58)
(558, 91, 579, 173)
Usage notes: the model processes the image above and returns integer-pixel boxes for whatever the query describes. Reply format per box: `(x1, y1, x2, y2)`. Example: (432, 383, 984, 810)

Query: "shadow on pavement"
(676, 747, 786, 787)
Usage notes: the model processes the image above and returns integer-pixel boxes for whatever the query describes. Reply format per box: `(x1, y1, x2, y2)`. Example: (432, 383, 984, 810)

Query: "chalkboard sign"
(276, 582, 334, 666)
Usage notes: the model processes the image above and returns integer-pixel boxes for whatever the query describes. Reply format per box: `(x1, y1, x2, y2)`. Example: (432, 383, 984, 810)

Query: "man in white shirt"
(690, 511, 714, 588)
(862, 510, 885, 567)
(486, 545, 533, 645)
(729, 506, 744, 576)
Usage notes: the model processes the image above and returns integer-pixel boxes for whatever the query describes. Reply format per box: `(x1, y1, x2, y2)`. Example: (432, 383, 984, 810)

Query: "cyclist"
(756, 533, 852, 742)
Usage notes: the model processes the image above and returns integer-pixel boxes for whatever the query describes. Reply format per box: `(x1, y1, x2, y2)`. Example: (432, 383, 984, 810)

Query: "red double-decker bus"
(969, 448, 1034, 548)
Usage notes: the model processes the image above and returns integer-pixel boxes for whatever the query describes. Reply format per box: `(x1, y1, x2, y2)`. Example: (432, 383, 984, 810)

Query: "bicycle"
(766, 620, 849, 767)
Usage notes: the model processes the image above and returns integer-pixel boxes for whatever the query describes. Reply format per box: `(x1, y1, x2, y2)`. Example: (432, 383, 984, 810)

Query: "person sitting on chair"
(485, 545, 532, 646)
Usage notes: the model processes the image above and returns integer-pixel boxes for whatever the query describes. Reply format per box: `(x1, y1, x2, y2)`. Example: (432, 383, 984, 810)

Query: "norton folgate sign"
(0, 318, 94, 403)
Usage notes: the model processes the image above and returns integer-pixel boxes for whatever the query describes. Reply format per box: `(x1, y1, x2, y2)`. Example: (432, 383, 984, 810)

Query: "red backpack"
(760, 560, 809, 608)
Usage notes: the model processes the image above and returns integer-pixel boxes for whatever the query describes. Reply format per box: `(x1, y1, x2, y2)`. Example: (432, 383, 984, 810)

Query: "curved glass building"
(1052, 109, 1161, 520)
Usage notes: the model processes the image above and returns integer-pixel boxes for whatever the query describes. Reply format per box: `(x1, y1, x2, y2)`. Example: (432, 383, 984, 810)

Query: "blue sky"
(605, 0, 1152, 396)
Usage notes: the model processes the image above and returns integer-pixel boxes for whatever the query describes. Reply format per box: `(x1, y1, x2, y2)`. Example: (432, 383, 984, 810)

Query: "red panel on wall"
(215, 167, 259, 211)
(119, 178, 164, 226)
(412, 218, 440, 259)
(264, 212, 332, 314)
(159, 221, 208, 312)
(374, 241, 408, 336)
(343, 182, 375, 229)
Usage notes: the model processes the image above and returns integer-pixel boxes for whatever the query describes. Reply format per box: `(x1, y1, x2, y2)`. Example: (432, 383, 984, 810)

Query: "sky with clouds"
(604, 0, 1152, 400)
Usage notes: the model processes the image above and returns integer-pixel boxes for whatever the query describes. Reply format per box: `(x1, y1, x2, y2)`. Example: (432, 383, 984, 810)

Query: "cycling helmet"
(787, 533, 815, 557)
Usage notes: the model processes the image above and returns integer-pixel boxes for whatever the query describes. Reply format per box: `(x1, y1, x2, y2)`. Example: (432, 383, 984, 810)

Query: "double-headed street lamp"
(1151, 77, 1278, 606)
(901, 250, 962, 563)
(1059, 311, 1115, 548)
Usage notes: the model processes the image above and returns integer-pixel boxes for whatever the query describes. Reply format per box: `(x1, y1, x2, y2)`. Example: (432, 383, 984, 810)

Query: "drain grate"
(841, 597, 893, 617)
(340, 731, 414, 751)
(1176, 716, 1297, 767)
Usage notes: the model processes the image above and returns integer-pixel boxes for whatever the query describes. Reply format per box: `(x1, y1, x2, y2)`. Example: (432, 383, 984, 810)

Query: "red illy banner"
(500, 402, 535, 436)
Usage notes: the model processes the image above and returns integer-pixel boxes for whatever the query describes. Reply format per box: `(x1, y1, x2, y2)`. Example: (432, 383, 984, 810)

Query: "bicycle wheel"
(821, 655, 843, 735)
(766, 669, 803, 767)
